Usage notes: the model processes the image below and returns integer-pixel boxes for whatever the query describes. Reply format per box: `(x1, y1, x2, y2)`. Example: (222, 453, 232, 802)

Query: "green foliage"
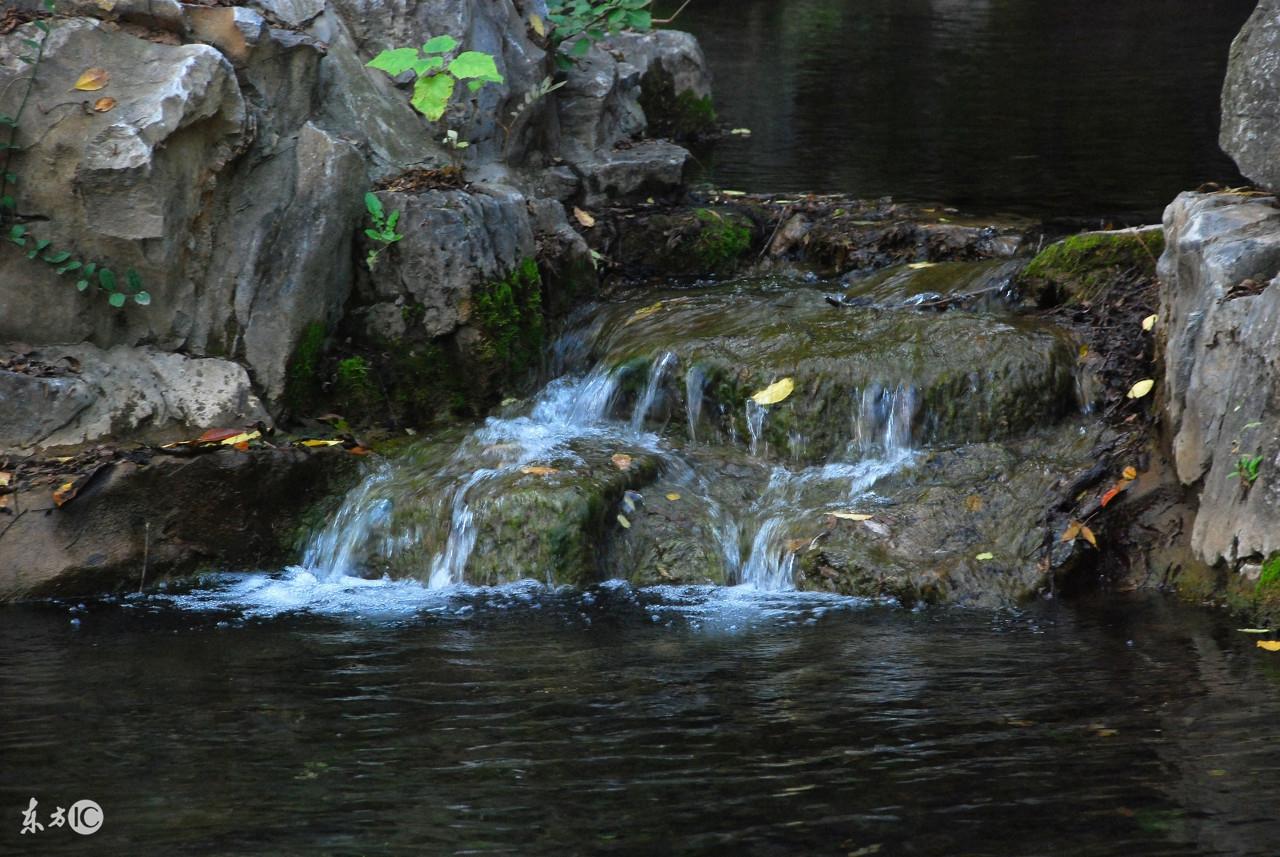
(1228, 453, 1264, 485)
(547, 0, 654, 67)
(1020, 229, 1164, 306)
(693, 209, 752, 271)
(363, 193, 403, 269)
(335, 356, 380, 415)
(1, 0, 149, 308)
(284, 321, 328, 414)
(473, 258, 544, 378)
(1258, 553, 1280, 595)
(366, 37, 503, 121)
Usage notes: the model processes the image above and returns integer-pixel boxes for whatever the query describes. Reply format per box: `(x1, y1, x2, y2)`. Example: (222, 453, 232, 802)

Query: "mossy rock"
(472, 257, 545, 382)
(638, 65, 717, 141)
(607, 207, 759, 278)
(1019, 227, 1164, 306)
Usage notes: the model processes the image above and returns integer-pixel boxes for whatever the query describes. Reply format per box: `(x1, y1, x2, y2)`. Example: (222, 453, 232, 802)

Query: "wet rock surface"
(1221, 0, 1280, 192)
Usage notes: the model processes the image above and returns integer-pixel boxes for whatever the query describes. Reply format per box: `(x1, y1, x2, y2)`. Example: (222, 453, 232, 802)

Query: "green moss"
(1020, 229, 1165, 305)
(334, 356, 380, 416)
(637, 65, 717, 141)
(692, 209, 752, 272)
(473, 258, 544, 382)
(284, 321, 328, 414)
(1258, 553, 1280, 594)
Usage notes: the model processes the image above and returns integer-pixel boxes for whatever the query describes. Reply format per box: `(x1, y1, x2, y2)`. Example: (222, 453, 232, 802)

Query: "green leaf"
(76, 280, 89, 292)
(126, 269, 142, 293)
(466, 79, 486, 92)
(410, 73, 455, 120)
(57, 260, 82, 274)
(0, 196, 13, 209)
(108, 292, 126, 308)
(83, 262, 97, 277)
(449, 51, 503, 83)
(569, 37, 592, 58)
(133, 291, 151, 306)
(386, 210, 400, 230)
(21, 39, 40, 51)
(411, 56, 446, 75)
(367, 47, 422, 77)
(364, 192, 384, 220)
(422, 35, 458, 54)
(43, 250, 71, 264)
(33, 20, 49, 33)
(625, 10, 651, 28)
(364, 228, 386, 241)
(43, 0, 55, 11)
(99, 268, 117, 292)
(0, 116, 13, 127)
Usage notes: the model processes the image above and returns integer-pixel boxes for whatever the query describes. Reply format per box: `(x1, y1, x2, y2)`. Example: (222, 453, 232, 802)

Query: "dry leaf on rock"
(73, 68, 109, 91)
(751, 378, 795, 406)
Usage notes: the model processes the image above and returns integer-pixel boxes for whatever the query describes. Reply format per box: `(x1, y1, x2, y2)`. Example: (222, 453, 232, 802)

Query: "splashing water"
(631, 352, 676, 432)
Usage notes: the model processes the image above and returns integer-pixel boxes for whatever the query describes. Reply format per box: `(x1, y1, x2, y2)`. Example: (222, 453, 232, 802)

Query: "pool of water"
(682, 0, 1255, 218)
(3, 585, 1280, 855)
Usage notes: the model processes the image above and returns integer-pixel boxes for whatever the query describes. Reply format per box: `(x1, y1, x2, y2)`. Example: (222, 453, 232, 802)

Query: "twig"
(653, 0, 694, 24)
(139, 521, 149, 592)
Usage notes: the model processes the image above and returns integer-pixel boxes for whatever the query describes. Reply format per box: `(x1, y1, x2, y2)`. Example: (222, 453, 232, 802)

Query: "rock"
(1221, 0, 1280, 190)
(1018, 226, 1164, 306)
(1159, 190, 1280, 567)
(360, 184, 537, 339)
(0, 344, 269, 452)
(0, 448, 358, 602)
(574, 139, 692, 206)
(604, 29, 715, 140)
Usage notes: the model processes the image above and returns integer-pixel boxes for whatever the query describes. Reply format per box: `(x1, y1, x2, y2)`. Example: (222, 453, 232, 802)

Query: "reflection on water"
(3, 590, 1280, 855)
(683, 0, 1254, 218)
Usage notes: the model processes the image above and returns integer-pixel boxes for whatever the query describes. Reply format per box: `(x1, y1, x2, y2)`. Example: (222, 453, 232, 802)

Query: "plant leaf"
(751, 378, 795, 406)
(449, 51, 504, 83)
(108, 292, 126, 308)
(411, 73, 455, 120)
(73, 68, 110, 91)
(1127, 379, 1155, 399)
(573, 206, 595, 228)
(423, 35, 458, 55)
(1142, 314, 1158, 331)
(367, 48, 421, 77)
(975, 552, 995, 561)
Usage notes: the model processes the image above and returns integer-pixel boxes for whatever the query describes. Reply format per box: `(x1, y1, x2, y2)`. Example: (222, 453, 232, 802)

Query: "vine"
(0, 0, 149, 307)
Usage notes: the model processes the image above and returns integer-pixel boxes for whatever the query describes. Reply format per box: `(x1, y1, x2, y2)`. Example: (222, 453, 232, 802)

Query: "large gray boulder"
(1221, 0, 1280, 190)
(1159, 191, 1280, 567)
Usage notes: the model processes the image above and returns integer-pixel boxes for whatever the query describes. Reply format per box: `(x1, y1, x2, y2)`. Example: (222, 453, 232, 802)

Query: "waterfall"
(630, 352, 676, 432)
(685, 364, 706, 443)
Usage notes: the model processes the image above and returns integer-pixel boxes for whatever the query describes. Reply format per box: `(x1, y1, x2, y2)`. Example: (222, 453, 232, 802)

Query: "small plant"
(366, 36, 503, 121)
(1, 0, 149, 307)
(547, 0, 656, 66)
(363, 193, 403, 270)
(1229, 453, 1264, 485)
(440, 128, 469, 169)
(498, 75, 566, 145)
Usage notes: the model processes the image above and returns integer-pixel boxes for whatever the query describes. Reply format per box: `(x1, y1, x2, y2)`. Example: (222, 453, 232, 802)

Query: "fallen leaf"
(1127, 378, 1155, 399)
(611, 453, 632, 471)
(1007, 719, 1036, 728)
(529, 12, 546, 36)
(1101, 480, 1132, 507)
(1208, 769, 1228, 777)
(0, 495, 9, 513)
(720, 189, 746, 197)
(1122, 466, 1138, 480)
(573, 206, 596, 228)
(785, 538, 809, 552)
(300, 439, 343, 448)
(51, 456, 74, 464)
(1257, 640, 1280, 652)
(93, 96, 116, 113)
(665, 492, 681, 501)
(830, 511, 873, 521)
(626, 301, 663, 324)
(1078, 344, 1090, 360)
(73, 67, 109, 91)
(616, 513, 631, 529)
(729, 127, 752, 136)
(348, 446, 372, 456)
(197, 428, 244, 444)
(751, 377, 795, 406)
(219, 430, 261, 446)
(520, 465, 559, 476)
(964, 494, 983, 512)
(1094, 728, 1118, 738)
(907, 261, 937, 270)
(53, 480, 77, 507)
(975, 552, 995, 561)
(1080, 525, 1098, 548)
(1142, 314, 1158, 331)
(1237, 628, 1274, 634)
(0, 471, 9, 488)
(1062, 522, 1082, 542)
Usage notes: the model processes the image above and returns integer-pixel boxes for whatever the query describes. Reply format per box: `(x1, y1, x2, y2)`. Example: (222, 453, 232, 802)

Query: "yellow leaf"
(616, 513, 631, 529)
(93, 96, 117, 113)
(1122, 466, 1137, 480)
(73, 68, 110, 91)
(219, 430, 261, 446)
(529, 13, 546, 36)
(520, 465, 559, 476)
(300, 439, 343, 447)
(1142, 314, 1158, 332)
(1238, 628, 1273, 634)
(964, 494, 983, 512)
(1062, 522, 1081, 542)
(1080, 525, 1097, 548)
(975, 552, 994, 561)
(610, 453, 632, 471)
(626, 301, 663, 325)
(52, 481, 76, 507)
(0, 471, 9, 488)
(1127, 379, 1155, 399)
(1094, 728, 1118, 738)
(573, 206, 596, 228)
(1257, 640, 1280, 652)
(830, 511, 873, 521)
(907, 262, 937, 270)
(665, 492, 681, 501)
(1078, 344, 1089, 360)
(720, 189, 746, 197)
(729, 128, 752, 136)
(751, 377, 795, 406)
